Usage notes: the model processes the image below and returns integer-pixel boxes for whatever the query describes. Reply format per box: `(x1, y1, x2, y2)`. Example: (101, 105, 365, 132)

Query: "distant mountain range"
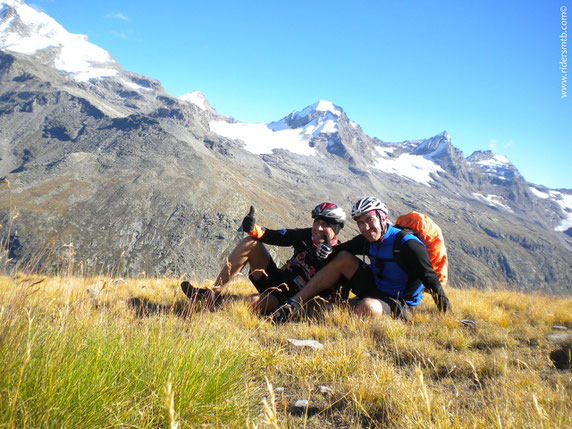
(1, 0, 570, 294)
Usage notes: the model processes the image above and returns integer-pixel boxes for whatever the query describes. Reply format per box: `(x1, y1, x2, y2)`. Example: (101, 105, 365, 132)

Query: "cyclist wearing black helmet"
(181, 202, 346, 314)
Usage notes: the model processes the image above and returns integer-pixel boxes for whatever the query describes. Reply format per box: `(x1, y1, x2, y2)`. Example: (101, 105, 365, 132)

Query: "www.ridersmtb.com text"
(561, 5, 568, 98)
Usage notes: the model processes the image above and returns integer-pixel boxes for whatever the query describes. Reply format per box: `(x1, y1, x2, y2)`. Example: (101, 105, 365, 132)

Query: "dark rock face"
(0, 32, 570, 293)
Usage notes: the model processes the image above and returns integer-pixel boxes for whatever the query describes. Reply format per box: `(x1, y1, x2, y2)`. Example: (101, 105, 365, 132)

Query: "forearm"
(256, 228, 304, 247)
(401, 240, 450, 311)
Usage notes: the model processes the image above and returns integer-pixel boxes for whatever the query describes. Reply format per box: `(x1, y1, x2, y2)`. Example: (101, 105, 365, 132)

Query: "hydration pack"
(393, 212, 448, 288)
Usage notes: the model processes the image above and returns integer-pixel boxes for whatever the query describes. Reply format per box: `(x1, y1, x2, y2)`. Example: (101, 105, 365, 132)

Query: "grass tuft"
(0, 274, 571, 428)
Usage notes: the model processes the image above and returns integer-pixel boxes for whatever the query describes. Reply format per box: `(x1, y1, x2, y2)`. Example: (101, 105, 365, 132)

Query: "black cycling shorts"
(346, 264, 412, 319)
(248, 258, 299, 303)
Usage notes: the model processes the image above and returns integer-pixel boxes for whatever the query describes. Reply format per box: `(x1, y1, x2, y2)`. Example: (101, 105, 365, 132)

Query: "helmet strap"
(376, 210, 389, 239)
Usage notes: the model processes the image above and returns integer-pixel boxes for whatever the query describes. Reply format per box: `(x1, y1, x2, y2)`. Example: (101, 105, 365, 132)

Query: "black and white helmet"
(312, 202, 346, 227)
(350, 197, 389, 220)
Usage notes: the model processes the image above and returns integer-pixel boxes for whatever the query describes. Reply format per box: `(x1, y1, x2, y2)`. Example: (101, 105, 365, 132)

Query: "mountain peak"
(209, 100, 346, 157)
(293, 100, 342, 120)
(438, 130, 450, 140)
(0, 0, 119, 81)
(178, 90, 216, 113)
(413, 130, 451, 157)
(467, 150, 521, 183)
(467, 150, 509, 164)
(272, 100, 344, 131)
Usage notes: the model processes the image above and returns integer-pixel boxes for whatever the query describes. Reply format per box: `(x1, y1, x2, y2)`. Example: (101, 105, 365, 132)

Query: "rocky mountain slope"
(0, 0, 570, 293)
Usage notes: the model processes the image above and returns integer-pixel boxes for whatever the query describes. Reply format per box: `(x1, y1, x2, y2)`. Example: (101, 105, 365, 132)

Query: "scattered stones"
(547, 333, 570, 343)
(552, 325, 568, 331)
(293, 399, 308, 408)
(289, 399, 320, 417)
(287, 339, 324, 350)
(459, 319, 477, 327)
(318, 385, 333, 395)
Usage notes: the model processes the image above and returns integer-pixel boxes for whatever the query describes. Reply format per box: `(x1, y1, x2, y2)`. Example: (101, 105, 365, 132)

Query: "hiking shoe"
(180, 281, 219, 305)
(269, 298, 303, 324)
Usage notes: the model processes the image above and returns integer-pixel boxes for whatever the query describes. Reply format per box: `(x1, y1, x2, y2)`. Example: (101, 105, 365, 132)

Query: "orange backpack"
(394, 212, 448, 288)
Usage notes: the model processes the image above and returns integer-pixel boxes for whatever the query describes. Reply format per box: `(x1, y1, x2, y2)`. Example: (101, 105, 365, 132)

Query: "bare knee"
(227, 237, 270, 279)
(237, 236, 260, 250)
(355, 298, 386, 317)
(247, 293, 280, 314)
(246, 294, 259, 307)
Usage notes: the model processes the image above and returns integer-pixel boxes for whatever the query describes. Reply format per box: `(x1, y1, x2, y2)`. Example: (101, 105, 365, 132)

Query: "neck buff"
(312, 236, 339, 249)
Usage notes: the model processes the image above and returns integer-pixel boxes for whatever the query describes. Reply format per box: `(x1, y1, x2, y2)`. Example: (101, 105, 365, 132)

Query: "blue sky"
(31, 0, 571, 189)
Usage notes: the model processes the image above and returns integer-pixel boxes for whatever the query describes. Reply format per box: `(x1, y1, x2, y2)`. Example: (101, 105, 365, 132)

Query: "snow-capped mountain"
(467, 150, 522, 183)
(372, 144, 445, 187)
(178, 90, 217, 114)
(217, 95, 572, 239)
(0, 0, 570, 293)
(208, 104, 572, 236)
(0, 0, 178, 119)
(0, 0, 119, 81)
(209, 100, 344, 156)
(274, 100, 342, 131)
(528, 185, 572, 233)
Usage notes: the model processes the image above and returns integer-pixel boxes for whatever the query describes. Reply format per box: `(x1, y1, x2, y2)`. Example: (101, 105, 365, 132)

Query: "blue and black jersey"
(335, 225, 442, 306)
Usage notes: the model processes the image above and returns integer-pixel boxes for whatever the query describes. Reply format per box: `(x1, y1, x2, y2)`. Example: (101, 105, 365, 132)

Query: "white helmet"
(350, 197, 389, 220)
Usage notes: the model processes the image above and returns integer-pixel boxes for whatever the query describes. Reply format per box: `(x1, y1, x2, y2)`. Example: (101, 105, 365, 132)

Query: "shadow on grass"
(126, 295, 244, 318)
(126, 293, 341, 321)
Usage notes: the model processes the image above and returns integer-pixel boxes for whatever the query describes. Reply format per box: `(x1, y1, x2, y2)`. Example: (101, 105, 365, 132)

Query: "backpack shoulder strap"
(392, 227, 413, 268)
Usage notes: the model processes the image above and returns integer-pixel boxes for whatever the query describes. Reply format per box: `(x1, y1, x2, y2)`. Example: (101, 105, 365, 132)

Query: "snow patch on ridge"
(299, 117, 337, 135)
(121, 79, 151, 92)
(529, 187, 572, 232)
(476, 154, 510, 169)
(373, 147, 443, 186)
(375, 146, 395, 156)
(529, 186, 550, 199)
(472, 193, 514, 212)
(469, 154, 515, 182)
(209, 120, 316, 156)
(549, 191, 572, 232)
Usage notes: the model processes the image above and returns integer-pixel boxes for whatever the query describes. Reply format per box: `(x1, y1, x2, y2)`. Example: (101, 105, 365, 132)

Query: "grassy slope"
(0, 274, 570, 428)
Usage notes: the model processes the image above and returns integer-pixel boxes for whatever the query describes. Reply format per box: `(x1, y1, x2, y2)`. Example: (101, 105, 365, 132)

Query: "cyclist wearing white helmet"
(181, 202, 346, 314)
(271, 196, 451, 322)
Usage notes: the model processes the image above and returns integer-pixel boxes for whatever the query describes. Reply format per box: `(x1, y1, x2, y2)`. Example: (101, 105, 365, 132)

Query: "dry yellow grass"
(0, 273, 570, 428)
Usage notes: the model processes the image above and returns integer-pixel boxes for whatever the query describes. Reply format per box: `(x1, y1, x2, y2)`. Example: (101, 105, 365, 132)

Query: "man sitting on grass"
(181, 202, 346, 314)
(270, 197, 451, 323)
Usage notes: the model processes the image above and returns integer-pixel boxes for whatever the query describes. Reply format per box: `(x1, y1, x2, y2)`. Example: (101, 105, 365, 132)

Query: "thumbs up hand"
(242, 206, 256, 234)
(316, 235, 333, 260)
